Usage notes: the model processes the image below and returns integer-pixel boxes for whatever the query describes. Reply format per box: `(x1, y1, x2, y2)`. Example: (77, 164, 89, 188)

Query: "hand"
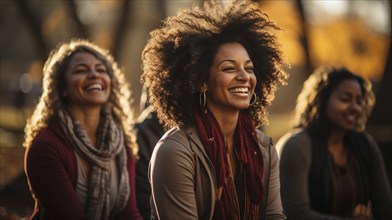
(353, 201, 372, 220)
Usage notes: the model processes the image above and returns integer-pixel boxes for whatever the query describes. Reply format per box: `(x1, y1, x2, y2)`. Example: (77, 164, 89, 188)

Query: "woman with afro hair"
(276, 66, 392, 219)
(141, 0, 288, 219)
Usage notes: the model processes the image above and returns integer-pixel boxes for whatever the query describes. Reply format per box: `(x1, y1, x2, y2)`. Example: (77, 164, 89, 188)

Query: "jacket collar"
(183, 126, 209, 158)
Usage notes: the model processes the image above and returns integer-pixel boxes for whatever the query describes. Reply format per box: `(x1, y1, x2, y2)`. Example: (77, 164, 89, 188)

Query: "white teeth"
(86, 83, 103, 91)
(230, 87, 249, 93)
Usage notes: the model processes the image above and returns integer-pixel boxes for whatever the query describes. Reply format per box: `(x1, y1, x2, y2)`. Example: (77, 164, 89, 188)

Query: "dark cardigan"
(278, 128, 392, 220)
(307, 128, 371, 214)
(25, 121, 142, 220)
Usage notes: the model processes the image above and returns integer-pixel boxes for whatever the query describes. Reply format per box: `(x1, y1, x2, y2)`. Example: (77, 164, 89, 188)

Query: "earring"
(199, 91, 206, 108)
(250, 93, 257, 106)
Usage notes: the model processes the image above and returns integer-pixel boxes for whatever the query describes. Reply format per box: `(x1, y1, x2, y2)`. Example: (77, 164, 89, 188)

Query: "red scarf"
(194, 107, 263, 219)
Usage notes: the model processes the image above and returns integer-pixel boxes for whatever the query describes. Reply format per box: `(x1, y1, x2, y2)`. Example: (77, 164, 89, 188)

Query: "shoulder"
(151, 127, 194, 160)
(275, 128, 312, 159)
(149, 127, 196, 176)
(276, 128, 310, 147)
(32, 120, 67, 142)
(255, 129, 271, 149)
(27, 121, 74, 159)
(161, 127, 190, 145)
(255, 129, 279, 165)
(357, 132, 378, 148)
(352, 131, 382, 158)
(25, 121, 77, 178)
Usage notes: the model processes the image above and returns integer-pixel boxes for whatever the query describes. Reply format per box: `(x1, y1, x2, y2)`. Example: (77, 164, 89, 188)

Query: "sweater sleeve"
(25, 136, 87, 220)
(149, 137, 198, 220)
(365, 134, 392, 219)
(277, 131, 350, 220)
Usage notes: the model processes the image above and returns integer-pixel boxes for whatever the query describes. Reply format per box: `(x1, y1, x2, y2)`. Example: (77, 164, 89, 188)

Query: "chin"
(236, 105, 250, 110)
(341, 124, 356, 131)
(86, 101, 108, 106)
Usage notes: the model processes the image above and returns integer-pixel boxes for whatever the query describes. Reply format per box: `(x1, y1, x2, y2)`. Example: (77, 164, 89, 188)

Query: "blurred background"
(0, 0, 390, 219)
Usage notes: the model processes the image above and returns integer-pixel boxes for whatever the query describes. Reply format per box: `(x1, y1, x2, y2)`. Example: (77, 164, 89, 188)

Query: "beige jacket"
(149, 126, 286, 220)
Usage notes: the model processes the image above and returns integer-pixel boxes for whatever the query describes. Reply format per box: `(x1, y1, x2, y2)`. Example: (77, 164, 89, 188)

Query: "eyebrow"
(72, 62, 105, 68)
(71, 63, 106, 73)
(217, 59, 253, 66)
(339, 91, 362, 98)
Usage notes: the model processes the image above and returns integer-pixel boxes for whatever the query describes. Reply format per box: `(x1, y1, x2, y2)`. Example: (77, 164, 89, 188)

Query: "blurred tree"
(16, 0, 135, 61)
(295, 0, 312, 73)
(66, 0, 89, 39)
(16, 0, 49, 60)
(112, 0, 132, 59)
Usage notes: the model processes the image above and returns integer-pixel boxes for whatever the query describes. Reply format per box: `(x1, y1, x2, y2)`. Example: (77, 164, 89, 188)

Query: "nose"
(350, 100, 363, 114)
(87, 69, 99, 78)
(236, 68, 250, 81)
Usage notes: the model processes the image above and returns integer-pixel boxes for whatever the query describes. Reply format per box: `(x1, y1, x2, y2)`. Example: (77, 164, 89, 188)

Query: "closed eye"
(96, 68, 107, 73)
(223, 67, 236, 72)
(339, 96, 351, 103)
(245, 66, 254, 73)
(74, 68, 88, 74)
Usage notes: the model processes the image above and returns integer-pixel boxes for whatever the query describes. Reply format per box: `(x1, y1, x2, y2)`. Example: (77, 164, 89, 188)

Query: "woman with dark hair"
(141, 0, 288, 219)
(276, 66, 392, 219)
(24, 39, 142, 220)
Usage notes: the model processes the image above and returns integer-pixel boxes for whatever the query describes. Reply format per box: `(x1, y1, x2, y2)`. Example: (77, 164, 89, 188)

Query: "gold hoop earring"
(199, 91, 206, 107)
(250, 93, 257, 106)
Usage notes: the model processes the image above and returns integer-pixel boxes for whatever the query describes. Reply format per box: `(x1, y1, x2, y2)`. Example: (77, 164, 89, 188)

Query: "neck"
(66, 106, 102, 147)
(211, 110, 239, 149)
(327, 128, 348, 166)
(328, 129, 345, 147)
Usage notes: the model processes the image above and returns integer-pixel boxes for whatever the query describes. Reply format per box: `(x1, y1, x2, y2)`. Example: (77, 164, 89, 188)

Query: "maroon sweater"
(25, 121, 142, 220)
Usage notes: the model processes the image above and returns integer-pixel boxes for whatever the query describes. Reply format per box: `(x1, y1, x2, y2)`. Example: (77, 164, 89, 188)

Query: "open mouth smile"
(229, 87, 250, 96)
(85, 83, 104, 91)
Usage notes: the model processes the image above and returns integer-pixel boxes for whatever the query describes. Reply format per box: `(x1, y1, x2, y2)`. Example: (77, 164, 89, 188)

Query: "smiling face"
(204, 42, 256, 115)
(63, 51, 111, 109)
(326, 79, 363, 132)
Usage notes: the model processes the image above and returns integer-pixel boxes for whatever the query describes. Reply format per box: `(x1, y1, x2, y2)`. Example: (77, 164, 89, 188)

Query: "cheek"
(66, 74, 81, 86)
(64, 79, 73, 95)
(64, 76, 83, 96)
(250, 75, 257, 90)
(105, 77, 111, 91)
(327, 99, 346, 117)
(206, 76, 221, 91)
(326, 99, 338, 117)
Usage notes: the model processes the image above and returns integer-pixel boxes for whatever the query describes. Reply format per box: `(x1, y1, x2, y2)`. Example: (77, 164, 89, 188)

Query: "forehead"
(69, 51, 103, 64)
(334, 79, 362, 95)
(214, 42, 251, 61)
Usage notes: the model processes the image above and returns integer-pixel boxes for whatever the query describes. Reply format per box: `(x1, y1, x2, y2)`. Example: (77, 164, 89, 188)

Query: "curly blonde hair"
(293, 66, 375, 132)
(23, 39, 137, 156)
(141, 0, 288, 129)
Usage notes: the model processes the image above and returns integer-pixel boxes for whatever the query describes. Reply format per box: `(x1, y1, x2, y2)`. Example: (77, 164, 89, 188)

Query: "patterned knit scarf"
(58, 107, 130, 220)
(194, 107, 263, 220)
